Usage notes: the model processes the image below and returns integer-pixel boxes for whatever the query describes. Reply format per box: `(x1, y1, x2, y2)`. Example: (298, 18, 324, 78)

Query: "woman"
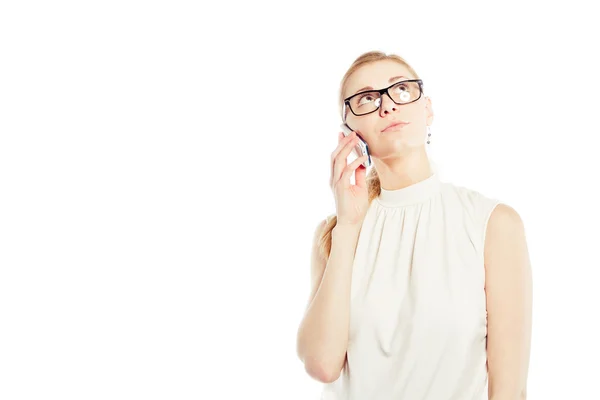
(296, 51, 533, 399)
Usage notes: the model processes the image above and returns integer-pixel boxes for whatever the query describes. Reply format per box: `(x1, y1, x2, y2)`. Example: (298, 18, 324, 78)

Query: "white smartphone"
(340, 123, 371, 168)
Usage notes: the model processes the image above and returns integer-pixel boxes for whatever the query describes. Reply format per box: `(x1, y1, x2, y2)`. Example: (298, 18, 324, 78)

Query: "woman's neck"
(373, 150, 433, 191)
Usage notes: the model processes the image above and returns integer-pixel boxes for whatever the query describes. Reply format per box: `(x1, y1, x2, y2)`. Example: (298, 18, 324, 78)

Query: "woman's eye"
(358, 95, 375, 105)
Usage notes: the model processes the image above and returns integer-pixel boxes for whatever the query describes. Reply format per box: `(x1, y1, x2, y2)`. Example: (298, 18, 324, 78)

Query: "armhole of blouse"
(482, 200, 502, 263)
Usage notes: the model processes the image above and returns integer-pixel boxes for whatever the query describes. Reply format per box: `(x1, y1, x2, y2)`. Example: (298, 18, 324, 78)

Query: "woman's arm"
(296, 220, 361, 383)
(484, 204, 533, 400)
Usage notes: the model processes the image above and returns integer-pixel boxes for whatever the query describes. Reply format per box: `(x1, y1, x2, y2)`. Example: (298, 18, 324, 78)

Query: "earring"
(427, 126, 432, 144)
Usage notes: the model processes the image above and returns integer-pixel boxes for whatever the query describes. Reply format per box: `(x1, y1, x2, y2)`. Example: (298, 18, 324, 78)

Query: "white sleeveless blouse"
(321, 173, 501, 400)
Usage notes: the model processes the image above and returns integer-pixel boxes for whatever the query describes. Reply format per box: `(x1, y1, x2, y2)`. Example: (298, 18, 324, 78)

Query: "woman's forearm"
(296, 224, 361, 382)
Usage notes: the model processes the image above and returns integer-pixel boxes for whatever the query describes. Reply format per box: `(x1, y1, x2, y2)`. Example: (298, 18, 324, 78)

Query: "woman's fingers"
(354, 157, 368, 188)
(341, 155, 368, 184)
(331, 132, 355, 161)
(330, 132, 350, 186)
(331, 133, 355, 182)
(332, 135, 359, 185)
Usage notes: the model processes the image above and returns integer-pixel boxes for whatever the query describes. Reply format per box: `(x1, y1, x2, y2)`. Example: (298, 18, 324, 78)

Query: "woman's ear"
(425, 96, 434, 125)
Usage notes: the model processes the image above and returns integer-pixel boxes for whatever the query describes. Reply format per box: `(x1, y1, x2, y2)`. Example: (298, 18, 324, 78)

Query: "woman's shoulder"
(439, 179, 502, 220)
(440, 178, 500, 202)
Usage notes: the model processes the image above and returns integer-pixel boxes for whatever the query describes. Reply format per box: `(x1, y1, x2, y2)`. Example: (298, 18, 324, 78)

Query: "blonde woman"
(296, 51, 532, 399)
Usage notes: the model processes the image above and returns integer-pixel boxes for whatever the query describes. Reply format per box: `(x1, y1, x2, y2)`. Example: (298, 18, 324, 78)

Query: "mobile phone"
(340, 123, 371, 168)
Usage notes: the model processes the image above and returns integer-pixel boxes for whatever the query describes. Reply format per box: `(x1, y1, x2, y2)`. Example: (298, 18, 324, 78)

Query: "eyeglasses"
(343, 79, 424, 117)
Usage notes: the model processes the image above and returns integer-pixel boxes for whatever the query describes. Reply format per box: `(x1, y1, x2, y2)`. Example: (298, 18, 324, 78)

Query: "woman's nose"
(379, 94, 397, 116)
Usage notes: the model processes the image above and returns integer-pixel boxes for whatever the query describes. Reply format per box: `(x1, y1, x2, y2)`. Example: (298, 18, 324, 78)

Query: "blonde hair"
(317, 51, 424, 258)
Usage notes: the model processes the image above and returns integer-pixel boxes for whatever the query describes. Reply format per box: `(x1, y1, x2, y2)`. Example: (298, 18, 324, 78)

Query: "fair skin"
(484, 203, 533, 400)
(342, 59, 434, 191)
(298, 59, 533, 397)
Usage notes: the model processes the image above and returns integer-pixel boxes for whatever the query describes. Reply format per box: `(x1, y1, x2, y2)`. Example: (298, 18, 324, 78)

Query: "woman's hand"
(329, 131, 369, 227)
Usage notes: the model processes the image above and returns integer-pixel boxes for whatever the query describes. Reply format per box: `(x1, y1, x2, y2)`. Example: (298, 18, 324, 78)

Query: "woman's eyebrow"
(352, 75, 407, 95)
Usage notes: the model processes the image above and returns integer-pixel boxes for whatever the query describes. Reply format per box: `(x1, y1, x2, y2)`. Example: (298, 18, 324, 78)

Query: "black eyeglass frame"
(343, 79, 424, 118)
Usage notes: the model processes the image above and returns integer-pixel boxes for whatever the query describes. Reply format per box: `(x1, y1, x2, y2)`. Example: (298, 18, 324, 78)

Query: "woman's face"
(343, 60, 433, 160)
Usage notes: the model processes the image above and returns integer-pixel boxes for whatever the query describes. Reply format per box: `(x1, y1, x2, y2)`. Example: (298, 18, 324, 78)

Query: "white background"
(1, 1, 598, 399)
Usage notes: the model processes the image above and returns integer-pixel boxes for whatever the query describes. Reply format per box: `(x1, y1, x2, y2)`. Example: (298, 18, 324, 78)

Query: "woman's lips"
(382, 121, 410, 133)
